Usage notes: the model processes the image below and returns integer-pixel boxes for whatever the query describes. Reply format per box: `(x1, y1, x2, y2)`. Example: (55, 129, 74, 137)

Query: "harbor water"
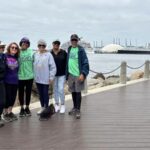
(88, 53, 150, 77)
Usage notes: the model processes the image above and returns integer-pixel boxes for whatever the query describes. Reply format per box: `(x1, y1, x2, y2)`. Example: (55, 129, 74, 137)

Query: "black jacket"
(0, 53, 6, 81)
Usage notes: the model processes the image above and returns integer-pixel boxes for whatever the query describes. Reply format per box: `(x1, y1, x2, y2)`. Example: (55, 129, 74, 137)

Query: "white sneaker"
(37, 107, 44, 115)
(55, 104, 60, 113)
(60, 105, 65, 114)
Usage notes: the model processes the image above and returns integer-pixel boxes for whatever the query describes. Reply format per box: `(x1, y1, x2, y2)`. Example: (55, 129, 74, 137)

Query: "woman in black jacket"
(0, 42, 6, 127)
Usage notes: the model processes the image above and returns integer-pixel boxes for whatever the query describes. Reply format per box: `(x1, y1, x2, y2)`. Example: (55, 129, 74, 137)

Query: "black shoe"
(25, 107, 31, 117)
(68, 108, 76, 115)
(3, 113, 13, 122)
(0, 116, 4, 127)
(9, 112, 18, 121)
(75, 110, 81, 119)
(19, 108, 26, 117)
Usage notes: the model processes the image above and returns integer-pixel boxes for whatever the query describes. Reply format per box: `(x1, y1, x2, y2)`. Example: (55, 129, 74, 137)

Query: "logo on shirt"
(7, 58, 18, 70)
(69, 52, 78, 60)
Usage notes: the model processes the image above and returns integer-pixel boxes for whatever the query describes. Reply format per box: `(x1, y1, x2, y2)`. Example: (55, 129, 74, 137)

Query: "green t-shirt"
(68, 47, 80, 77)
(18, 48, 34, 80)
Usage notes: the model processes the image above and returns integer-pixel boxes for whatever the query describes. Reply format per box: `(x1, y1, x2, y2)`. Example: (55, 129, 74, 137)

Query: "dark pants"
(0, 82, 5, 115)
(18, 79, 33, 106)
(5, 83, 18, 108)
(72, 92, 82, 110)
(36, 83, 49, 108)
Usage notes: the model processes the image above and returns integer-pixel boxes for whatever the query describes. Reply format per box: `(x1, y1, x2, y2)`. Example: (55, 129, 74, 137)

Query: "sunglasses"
(53, 43, 60, 46)
(0, 46, 5, 49)
(22, 41, 29, 44)
(11, 46, 18, 50)
(71, 39, 78, 42)
(38, 45, 46, 47)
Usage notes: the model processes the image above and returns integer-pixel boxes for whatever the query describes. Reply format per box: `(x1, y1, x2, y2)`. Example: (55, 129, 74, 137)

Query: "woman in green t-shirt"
(18, 37, 34, 117)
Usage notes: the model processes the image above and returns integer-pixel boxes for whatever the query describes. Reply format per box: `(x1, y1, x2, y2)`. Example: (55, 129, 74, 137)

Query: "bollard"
(83, 78, 88, 94)
(144, 60, 150, 79)
(120, 61, 127, 84)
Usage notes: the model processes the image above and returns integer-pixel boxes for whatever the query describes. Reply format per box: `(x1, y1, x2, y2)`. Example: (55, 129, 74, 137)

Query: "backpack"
(0, 54, 6, 81)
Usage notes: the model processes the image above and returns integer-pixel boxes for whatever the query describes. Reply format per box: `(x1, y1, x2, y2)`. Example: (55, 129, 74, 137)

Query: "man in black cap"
(66, 34, 89, 119)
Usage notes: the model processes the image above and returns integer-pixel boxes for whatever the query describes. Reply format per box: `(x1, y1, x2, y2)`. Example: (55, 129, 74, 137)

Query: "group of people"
(0, 34, 89, 128)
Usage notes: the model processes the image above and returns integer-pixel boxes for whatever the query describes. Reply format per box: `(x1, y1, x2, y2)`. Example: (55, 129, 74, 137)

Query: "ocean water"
(88, 53, 150, 78)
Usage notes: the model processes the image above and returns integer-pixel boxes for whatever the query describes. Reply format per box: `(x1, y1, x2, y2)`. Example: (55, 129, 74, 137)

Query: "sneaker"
(75, 110, 81, 119)
(25, 107, 31, 117)
(55, 104, 60, 113)
(68, 108, 76, 115)
(37, 107, 44, 115)
(9, 112, 18, 121)
(0, 116, 4, 128)
(3, 113, 13, 122)
(60, 105, 65, 114)
(19, 108, 26, 117)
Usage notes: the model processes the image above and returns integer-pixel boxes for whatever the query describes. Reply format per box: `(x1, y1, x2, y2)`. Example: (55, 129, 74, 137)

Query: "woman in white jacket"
(34, 40, 56, 115)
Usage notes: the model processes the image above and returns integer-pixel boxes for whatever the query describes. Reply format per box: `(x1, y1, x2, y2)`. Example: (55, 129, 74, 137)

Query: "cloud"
(0, 0, 149, 47)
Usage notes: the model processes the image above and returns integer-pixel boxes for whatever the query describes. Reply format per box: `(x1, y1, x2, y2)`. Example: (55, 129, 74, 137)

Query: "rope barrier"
(90, 62, 146, 75)
(127, 63, 145, 70)
(90, 65, 121, 75)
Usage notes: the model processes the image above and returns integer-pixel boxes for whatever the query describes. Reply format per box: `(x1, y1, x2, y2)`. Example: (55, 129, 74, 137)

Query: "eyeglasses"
(11, 46, 18, 50)
(38, 45, 46, 48)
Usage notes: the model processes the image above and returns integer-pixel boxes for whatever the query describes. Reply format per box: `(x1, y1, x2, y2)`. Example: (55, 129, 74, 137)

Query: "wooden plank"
(0, 80, 150, 149)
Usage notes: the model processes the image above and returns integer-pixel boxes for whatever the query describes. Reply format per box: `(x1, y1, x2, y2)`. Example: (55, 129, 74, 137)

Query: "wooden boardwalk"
(1, 80, 150, 150)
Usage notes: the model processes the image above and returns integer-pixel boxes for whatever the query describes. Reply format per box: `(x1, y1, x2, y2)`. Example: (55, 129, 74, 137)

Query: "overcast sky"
(0, 0, 149, 47)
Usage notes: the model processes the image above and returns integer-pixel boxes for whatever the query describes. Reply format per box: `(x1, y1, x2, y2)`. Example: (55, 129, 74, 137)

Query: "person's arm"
(79, 48, 89, 82)
(49, 53, 56, 84)
(65, 48, 70, 81)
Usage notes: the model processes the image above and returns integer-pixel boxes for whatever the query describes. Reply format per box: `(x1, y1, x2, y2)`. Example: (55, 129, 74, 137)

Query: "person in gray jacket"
(33, 40, 56, 115)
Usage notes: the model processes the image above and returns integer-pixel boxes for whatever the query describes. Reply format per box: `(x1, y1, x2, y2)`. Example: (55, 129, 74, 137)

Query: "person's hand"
(78, 74, 85, 82)
(49, 80, 53, 85)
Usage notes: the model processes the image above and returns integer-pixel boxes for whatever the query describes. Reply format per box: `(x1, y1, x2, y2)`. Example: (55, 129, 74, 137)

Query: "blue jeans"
(54, 75, 65, 105)
(36, 83, 49, 108)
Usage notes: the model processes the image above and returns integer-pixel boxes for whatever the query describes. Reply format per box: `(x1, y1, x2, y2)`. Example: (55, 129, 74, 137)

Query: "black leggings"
(5, 84, 18, 109)
(18, 79, 33, 107)
(0, 82, 5, 115)
(72, 92, 82, 110)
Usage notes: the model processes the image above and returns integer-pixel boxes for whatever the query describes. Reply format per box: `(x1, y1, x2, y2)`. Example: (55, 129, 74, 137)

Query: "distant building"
(61, 40, 93, 53)
(101, 44, 124, 53)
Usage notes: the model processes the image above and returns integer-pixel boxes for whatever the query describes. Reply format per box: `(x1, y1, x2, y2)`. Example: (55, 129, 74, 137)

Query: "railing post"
(144, 60, 150, 79)
(120, 61, 127, 84)
(83, 78, 88, 94)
